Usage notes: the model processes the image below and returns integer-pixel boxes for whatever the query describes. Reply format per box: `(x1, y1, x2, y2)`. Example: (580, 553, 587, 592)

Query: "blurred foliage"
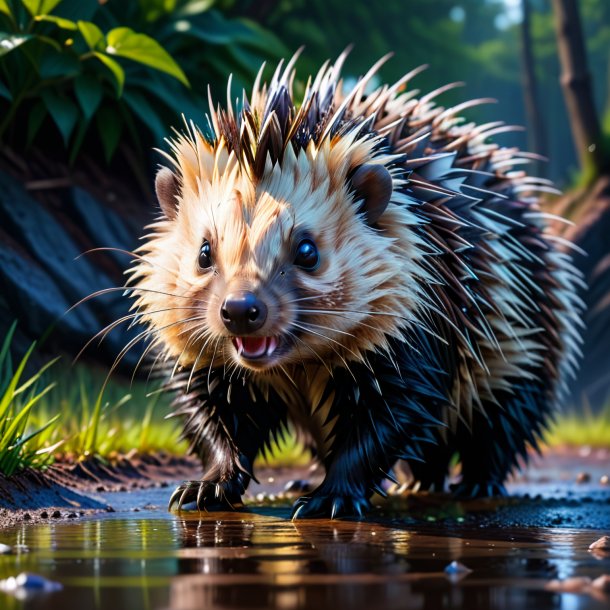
(0, 0, 286, 165)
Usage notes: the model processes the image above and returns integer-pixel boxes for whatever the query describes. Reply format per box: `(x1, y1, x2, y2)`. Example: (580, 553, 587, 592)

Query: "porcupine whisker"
(290, 322, 359, 382)
(106, 315, 206, 378)
(131, 336, 164, 385)
(187, 331, 218, 393)
(73, 307, 200, 364)
(297, 320, 358, 340)
(206, 337, 222, 393)
(69, 287, 196, 315)
(285, 330, 333, 378)
(78, 247, 189, 284)
(297, 307, 450, 346)
(169, 323, 212, 381)
(284, 331, 310, 377)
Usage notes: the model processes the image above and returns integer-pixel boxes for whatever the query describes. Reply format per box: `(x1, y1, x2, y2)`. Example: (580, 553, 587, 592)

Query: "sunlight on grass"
(543, 402, 610, 448)
(34, 364, 188, 459)
(0, 323, 62, 475)
(255, 431, 313, 469)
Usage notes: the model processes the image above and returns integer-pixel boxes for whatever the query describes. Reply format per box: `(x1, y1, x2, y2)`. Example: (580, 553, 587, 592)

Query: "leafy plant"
(0, 0, 286, 164)
(0, 322, 61, 476)
(0, 0, 189, 162)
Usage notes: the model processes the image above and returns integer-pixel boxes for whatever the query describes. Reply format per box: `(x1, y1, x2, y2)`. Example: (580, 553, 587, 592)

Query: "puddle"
(1, 509, 610, 610)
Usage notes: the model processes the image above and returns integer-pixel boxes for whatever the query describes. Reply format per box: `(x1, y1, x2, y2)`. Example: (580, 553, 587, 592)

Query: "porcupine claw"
(291, 493, 371, 520)
(168, 480, 245, 512)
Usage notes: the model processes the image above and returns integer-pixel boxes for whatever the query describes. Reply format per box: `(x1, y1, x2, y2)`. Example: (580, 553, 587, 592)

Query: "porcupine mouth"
(232, 336, 280, 363)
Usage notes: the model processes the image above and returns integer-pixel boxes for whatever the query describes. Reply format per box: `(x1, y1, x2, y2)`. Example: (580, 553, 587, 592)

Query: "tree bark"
(552, 0, 606, 175)
(520, 0, 547, 175)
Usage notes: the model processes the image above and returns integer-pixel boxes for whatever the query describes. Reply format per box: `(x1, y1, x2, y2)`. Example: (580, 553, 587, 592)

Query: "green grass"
(0, 323, 62, 476)
(34, 364, 186, 460)
(543, 403, 610, 448)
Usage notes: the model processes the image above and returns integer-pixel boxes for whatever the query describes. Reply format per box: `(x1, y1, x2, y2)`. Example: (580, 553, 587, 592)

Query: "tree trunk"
(520, 0, 547, 175)
(552, 0, 606, 176)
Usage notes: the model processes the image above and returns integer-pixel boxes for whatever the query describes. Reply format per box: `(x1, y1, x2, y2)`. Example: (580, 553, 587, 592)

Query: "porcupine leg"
(291, 353, 441, 519)
(169, 372, 287, 512)
(407, 438, 451, 492)
(452, 380, 550, 498)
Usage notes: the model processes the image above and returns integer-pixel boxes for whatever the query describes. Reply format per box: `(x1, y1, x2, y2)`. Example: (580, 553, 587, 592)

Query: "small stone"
(22, 513, 31, 521)
(51, 511, 61, 519)
(601, 475, 609, 486)
(546, 577, 592, 593)
(39, 511, 48, 519)
(592, 575, 610, 593)
(444, 560, 472, 575)
(105, 506, 115, 513)
(283, 479, 312, 494)
(67, 513, 77, 519)
(0, 572, 63, 594)
(0, 544, 13, 555)
(576, 472, 591, 484)
(589, 536, 610, 551)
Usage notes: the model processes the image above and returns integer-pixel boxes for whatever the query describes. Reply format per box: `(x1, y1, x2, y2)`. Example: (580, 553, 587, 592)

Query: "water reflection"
(0, 512, 608, 610)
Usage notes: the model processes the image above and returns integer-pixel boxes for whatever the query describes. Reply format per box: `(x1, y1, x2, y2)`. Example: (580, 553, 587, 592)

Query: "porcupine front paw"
(291, 493, 372, 519)
(450, 480, 508, 498)
(169, 480, 244, 512)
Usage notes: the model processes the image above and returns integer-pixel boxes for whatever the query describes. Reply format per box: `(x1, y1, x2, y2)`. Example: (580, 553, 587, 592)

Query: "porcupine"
(127, 52, 583, 519)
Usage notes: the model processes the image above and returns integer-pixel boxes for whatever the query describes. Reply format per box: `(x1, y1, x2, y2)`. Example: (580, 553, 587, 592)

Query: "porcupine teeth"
(233, 337, 278, 359)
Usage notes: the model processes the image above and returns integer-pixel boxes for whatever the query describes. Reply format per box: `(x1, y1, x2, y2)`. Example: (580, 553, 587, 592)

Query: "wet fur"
(128, 53, 583, 518)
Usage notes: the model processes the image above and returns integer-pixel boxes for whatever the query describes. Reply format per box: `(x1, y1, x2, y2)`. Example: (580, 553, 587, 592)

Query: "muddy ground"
(1, 447, 609, 530)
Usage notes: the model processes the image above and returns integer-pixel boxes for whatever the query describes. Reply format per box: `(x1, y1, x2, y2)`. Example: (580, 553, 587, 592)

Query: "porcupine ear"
(155, 166, 180, 220)
(350, 164, 393, 226)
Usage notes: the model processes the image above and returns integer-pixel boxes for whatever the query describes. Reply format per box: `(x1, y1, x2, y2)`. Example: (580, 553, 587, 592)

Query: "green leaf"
(38, 47, 80, 78)
(74, 73, 102, 120)
(68, 115, 89, 165)
(0, 33, 33, 57)
(0, 0, 10, 16)
(77, 20, 104, 50)
(41, 89, 79, 145)
(34, 14, 78, 30)
(26, 100, 46, 146)
(92, 51, 124, 96)
(96, 105, 122, 162)
(0, 78, 11, 100)
(21, 0, 63, 17)
(105, 27, 189, 87)
(55, 0, 99, 22)
(123, 89, 167, 144)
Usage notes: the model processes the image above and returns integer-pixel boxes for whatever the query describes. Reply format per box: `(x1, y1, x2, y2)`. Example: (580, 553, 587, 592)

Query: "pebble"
(546, 577, 592, 593)
(592, 575, 610, 593)
(601, 475, 609, 486)
(576, 472, 591, 484)
(51, 511, 61, 519)
(283, 479, 312, 494)
(444, 560, 472, 575)
(0, 544, 13, 555)
(589, 536, 610, 552)
(0, 572, 62, 595)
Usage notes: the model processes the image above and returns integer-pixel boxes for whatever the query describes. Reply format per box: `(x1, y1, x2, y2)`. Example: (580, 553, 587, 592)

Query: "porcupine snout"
(220, 291, 268, 334)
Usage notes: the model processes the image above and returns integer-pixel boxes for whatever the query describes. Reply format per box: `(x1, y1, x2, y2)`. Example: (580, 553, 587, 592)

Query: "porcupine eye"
(294, 239, 319, 271)
(198, 239, 212, 270)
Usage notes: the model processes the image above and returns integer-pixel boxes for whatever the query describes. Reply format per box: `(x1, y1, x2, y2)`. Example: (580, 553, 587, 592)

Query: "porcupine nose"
(221, 291, 268, 334)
